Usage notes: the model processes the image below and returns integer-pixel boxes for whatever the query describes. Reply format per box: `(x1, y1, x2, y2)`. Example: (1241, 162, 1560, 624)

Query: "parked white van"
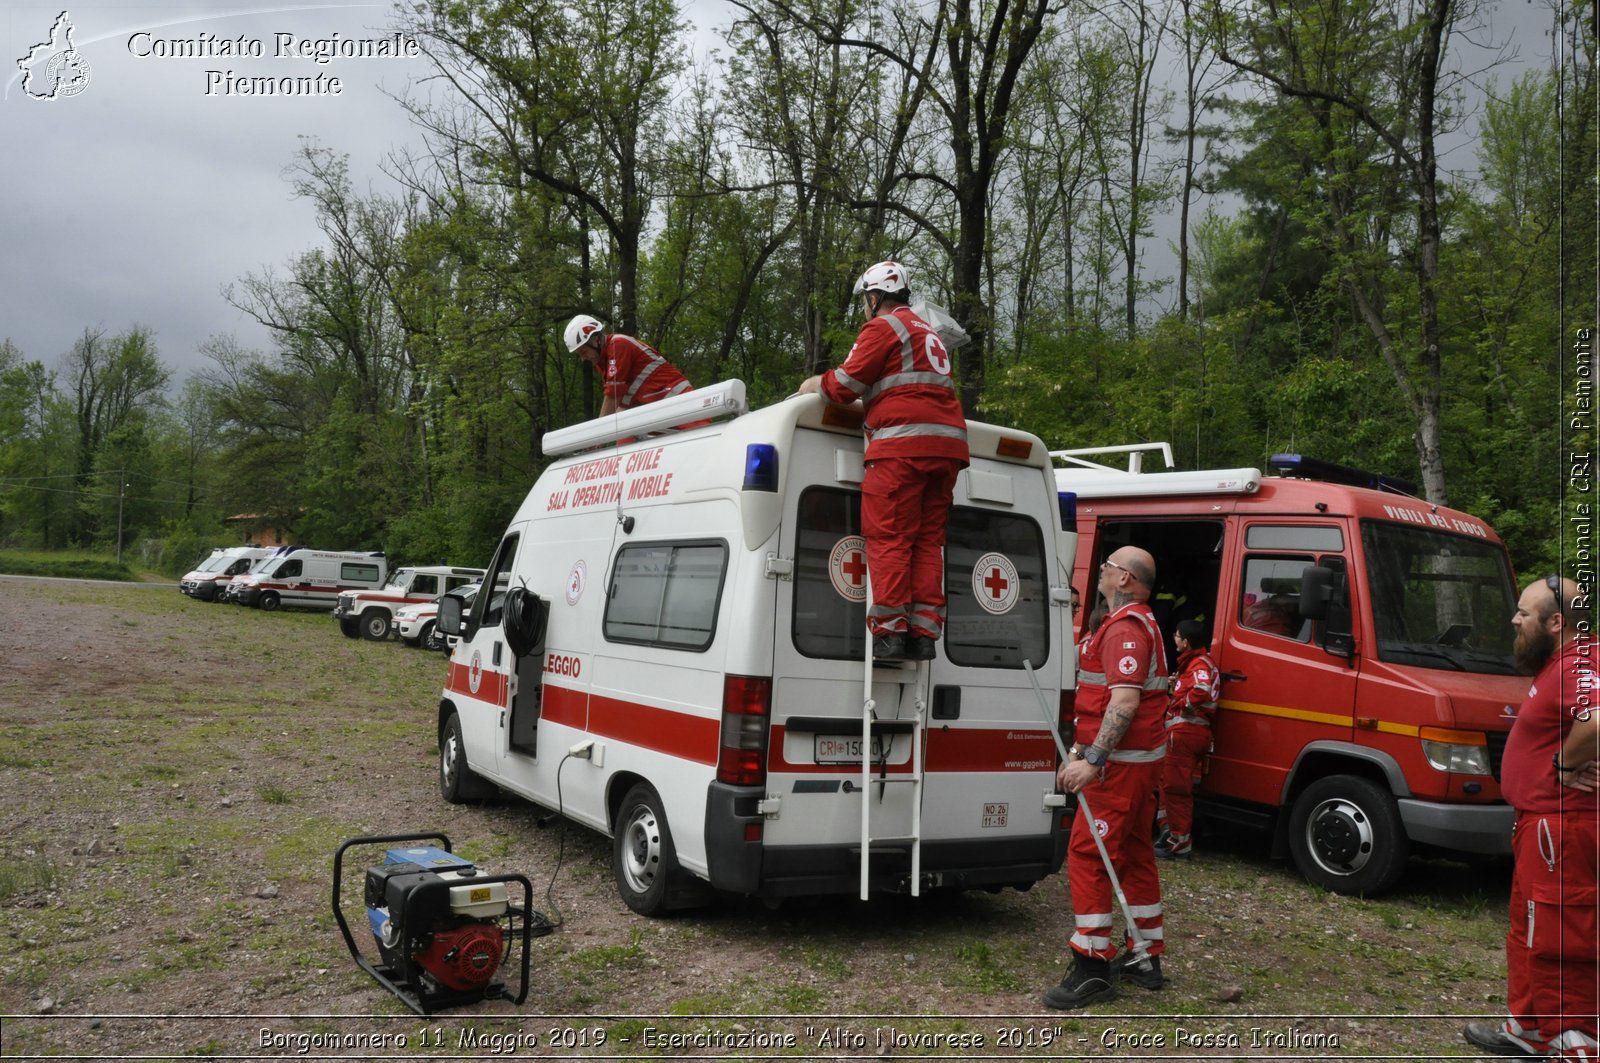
(179, 546, 274, 601)
(234, 549, 387, 611)
(434, 382, 1076, 914)
(333, 565, 486, 640)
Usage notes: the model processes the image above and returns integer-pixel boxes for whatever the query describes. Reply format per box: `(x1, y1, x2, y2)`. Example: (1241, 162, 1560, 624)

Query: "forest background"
(0, 0, 1593, 578)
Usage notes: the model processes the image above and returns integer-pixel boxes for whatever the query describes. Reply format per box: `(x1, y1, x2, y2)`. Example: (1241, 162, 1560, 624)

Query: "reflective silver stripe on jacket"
(1078, 669, 1169, 693)
(832, 366, 868, 396)
(1166, 714, 1212, 728)
(864, 371, 957, 401)
(623, 353, 667, 406)
(1108, 743, 1167, 763)
(882, 312, 916, 371)
(869, 422, 968, 443)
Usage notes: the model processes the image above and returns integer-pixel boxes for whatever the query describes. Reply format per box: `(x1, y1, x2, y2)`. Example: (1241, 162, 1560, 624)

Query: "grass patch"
(0, 851, 60, 902)
(0, 549, 138, 581)
(257, 783, 295, 805)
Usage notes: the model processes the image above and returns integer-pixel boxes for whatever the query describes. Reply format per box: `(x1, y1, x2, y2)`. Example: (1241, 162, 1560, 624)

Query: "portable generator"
(332, 832, 553, 1015)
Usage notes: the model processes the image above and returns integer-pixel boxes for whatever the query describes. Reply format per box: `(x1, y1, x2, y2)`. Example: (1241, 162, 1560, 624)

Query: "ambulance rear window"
(605, 541, 728, 651)
(792, 488, 867, 659)
(944, 508, 1050, 668)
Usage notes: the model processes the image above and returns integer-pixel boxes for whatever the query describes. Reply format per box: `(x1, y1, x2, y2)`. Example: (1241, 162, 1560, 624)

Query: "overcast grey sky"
(1, 0, 1559, 387)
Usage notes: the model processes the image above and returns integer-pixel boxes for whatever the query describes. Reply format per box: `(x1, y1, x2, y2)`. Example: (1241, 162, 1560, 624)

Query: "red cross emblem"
(983, 566, 1009, 600)
(842, 551, 866, 587)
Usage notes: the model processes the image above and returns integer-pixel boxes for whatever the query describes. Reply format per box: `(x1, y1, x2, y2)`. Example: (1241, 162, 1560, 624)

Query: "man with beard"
(1464, 574, 1598, 1061)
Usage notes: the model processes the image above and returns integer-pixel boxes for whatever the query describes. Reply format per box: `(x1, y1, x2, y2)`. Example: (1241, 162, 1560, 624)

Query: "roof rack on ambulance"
(541, 380, 750, 457)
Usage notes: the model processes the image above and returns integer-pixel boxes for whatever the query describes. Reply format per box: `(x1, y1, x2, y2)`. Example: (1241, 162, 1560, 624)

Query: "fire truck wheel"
(360, 610, 392, 641)
(258, 592, 281, 612)
(614, 782, 679, 916)
(1288, 774, 1408, 896)
(339, 618, 360, 639)
(439, 712, 494, 803)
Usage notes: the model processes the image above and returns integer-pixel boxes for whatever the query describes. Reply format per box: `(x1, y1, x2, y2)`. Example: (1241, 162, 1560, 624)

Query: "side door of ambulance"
(449, 527, 525, 781)
(1210, 520, 1359, 806)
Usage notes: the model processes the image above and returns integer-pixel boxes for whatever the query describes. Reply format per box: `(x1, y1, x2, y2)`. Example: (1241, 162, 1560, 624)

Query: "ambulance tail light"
(743, 444, 779, 492)
(717, 675, 772, 786)
(1418, 727, 1490, 775)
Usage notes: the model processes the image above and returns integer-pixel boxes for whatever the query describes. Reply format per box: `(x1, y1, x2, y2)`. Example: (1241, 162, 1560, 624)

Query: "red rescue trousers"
(1157, 724, 1211, 851)
(1067, 759, 1165, 961)
(862, 456, 961, 639)
(1504, 810, 1599, 1060)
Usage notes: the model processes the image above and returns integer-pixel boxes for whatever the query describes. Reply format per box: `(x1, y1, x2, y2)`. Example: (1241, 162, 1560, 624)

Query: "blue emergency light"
(1057, 491, 1077, 530)
(743, 443, 779, 492)
(1269, 453, 1418, 496)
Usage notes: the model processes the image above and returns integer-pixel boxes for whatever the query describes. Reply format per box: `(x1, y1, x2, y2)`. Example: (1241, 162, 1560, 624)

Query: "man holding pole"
(1045, 546, 1171, 1010)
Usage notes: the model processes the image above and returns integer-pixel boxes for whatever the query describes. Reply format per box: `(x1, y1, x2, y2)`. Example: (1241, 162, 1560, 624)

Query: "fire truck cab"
(1055, 443, 1526, 895)
(434, 382, 1077, 913)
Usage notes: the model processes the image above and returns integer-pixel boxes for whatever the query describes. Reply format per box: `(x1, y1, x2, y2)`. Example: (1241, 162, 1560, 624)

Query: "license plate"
(814, 734, 883, 764)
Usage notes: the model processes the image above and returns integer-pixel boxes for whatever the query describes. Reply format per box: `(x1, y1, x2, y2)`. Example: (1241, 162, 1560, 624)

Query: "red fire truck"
(1055, 444, 1527, 895)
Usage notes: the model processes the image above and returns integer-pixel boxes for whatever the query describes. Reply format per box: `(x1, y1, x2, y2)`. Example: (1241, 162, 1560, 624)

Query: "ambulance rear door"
(766, 435, 1063, 889)
(921, 458, 1064, 879)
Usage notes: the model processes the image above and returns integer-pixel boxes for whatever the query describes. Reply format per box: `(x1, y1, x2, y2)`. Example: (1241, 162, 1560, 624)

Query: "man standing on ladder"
(1046, 546, 1171, 1009)
(798, 261, 969, 662)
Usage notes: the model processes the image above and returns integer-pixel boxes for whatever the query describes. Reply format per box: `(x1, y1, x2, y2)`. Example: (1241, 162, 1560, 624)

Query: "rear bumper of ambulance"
(704, 782, 1067, 898)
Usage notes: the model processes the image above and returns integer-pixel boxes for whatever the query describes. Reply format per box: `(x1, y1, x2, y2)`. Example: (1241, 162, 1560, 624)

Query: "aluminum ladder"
(857, 574, 931, 901)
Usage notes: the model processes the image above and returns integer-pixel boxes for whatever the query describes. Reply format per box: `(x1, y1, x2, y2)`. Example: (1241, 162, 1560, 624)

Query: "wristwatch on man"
(1078, 745, 1108, 768)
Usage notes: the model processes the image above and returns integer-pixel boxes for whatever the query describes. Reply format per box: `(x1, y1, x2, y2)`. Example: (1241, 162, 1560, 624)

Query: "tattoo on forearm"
(1096, 701, 1136, 751)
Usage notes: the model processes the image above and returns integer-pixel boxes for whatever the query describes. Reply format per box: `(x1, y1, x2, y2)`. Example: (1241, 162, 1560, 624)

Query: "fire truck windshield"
(1360, 520, 1520, 675)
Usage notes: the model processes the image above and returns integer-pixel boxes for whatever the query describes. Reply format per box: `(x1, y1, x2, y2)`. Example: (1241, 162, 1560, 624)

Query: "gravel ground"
(0, 580, 1515, 1060)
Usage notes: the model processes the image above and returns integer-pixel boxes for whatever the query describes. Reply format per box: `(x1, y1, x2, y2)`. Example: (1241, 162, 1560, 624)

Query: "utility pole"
(116, 472, 127, 566)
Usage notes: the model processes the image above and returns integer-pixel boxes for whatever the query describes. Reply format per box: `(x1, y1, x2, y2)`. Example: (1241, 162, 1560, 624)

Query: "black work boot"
(1042, 955, 1116, 1010)
(872, 634, 907, 661)
(905, 636, 937, 661)
(1112, 951, 1165, 989)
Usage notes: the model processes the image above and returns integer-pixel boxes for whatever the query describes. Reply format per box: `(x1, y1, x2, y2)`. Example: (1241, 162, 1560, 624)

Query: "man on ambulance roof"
(564, 315, 695, 417)
(798, 260, 969, 662)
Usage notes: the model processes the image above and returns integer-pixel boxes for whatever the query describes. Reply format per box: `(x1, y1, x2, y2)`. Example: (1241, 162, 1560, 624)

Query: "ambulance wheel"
(1288, 774, 1408, 896)
(339, 618, 359, 639)
(614, 783, 680, 916)
(440, 712, 494, 803)
(360, 610, 391, 641)
(258, 592, 281, 612)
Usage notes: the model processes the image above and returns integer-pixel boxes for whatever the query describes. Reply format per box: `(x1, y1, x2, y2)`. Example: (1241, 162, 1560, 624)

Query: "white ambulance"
(233, 548, 387, 611)
(434, 381, 1077, 914)
(179, 546, 275, 601)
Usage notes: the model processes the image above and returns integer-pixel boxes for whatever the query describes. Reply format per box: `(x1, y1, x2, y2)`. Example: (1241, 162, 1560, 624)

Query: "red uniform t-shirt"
(602, 334, 691, 409)
(1074, 601, 1170, 752)
(1501, 635, 1599, 815)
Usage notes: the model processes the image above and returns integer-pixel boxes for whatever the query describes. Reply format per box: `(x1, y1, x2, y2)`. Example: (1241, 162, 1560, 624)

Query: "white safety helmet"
(563, 314, 605, 353)
(852, 260, 911, 298)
